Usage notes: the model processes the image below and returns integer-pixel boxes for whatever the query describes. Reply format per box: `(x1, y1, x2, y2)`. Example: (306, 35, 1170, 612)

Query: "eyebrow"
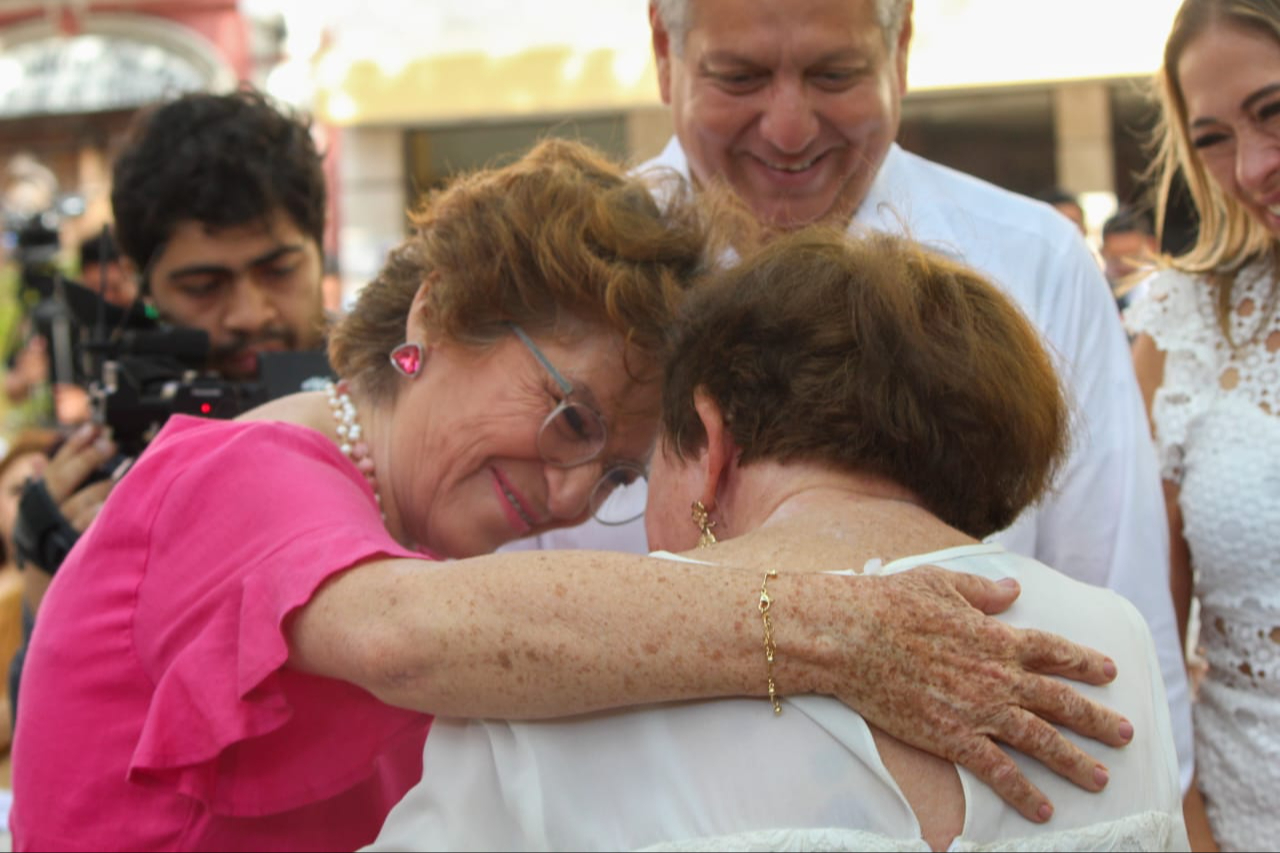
(700, 48, 866, 67)
(165, 244, 306, 281)
(1191, 82, 1280, 128)
(1243, 82, 1280, 113)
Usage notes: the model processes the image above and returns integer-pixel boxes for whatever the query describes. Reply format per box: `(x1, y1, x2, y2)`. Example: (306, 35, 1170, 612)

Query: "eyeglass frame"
(508, 324, 648, 525)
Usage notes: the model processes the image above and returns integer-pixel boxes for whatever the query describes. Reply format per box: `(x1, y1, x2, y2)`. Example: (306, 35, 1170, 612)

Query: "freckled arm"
(288, 550, 1133, 823)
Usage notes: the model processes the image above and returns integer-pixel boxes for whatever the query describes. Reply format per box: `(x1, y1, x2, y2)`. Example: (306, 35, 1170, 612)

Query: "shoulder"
(864, 148, 1104, 309)
(141, 416, 340, 476)
(1124, 267, 1216, 358)
(879, 148, 1084, 248)
(121, 416, 364, 524)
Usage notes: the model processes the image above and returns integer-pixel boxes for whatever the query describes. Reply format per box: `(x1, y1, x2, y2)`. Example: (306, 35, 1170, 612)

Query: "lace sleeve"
(1124, 269, 1220, 483)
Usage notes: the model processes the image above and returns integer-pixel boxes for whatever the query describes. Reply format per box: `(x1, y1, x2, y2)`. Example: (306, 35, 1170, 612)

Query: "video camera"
(18, 231, 330, 457)
(83, 310, 333, 458)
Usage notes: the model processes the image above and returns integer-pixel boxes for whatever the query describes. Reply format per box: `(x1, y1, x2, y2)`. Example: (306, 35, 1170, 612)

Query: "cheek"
(1200, 155, 1242, 199)
(682, 88, 751, 146)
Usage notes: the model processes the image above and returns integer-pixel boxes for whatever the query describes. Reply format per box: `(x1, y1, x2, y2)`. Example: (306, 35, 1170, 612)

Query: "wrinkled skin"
(818, 566, 1127, 823)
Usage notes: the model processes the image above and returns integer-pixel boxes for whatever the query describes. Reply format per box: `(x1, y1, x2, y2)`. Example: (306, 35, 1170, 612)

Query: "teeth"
(1268, 204, 1280, 216)
(766, 158, 817, 173)
(499, 481, 536, 527)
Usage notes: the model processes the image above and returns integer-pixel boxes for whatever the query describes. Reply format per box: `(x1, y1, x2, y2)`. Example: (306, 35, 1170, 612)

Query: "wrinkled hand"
(43, 423, 119, 533)
(836, 566, 1132, 823)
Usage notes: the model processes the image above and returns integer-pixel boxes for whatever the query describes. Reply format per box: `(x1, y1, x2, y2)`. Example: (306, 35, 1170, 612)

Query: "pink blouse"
(13, 416, 434, 852)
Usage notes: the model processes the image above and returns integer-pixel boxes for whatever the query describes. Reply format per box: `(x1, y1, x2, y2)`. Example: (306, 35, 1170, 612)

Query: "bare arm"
(289, 552, 1132, 823)
(1183, 783, 1219, 852)
(1132, 334, 1194, 651)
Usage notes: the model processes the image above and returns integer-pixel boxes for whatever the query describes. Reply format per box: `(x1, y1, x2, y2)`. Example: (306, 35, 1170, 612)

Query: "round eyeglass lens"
(590, 463, 648, 526)
(538, 400, 607, 467)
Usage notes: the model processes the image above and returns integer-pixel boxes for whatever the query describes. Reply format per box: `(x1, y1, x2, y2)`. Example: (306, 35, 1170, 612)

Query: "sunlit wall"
(247, 0, 1186, 125)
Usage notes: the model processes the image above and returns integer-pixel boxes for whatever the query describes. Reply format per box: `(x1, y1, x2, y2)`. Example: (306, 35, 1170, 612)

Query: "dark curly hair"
(661, 228, 1071, 540)
(111, 88, 327, 281)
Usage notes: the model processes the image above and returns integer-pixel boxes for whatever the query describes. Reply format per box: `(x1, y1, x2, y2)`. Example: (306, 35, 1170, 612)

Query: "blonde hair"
(1149, 0, 1280, 337)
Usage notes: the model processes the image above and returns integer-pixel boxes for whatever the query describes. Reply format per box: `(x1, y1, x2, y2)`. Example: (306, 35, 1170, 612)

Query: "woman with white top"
(370, 230, 1188, 852)
(1128, 0, 1280, 848)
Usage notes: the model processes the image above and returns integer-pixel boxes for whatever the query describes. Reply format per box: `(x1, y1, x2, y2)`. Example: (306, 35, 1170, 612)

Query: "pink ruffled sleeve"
(124, 419, 433, 816)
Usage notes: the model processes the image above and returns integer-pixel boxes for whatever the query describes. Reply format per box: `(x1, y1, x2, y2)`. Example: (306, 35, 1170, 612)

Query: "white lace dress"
(1126, 263, 1280, 852)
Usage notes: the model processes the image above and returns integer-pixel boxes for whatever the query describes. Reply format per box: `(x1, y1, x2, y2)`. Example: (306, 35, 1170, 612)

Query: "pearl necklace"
(325, 380, 385, 521)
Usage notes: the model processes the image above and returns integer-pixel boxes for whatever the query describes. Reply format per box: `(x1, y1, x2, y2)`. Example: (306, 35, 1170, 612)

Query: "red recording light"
(200, 403, 213, 415)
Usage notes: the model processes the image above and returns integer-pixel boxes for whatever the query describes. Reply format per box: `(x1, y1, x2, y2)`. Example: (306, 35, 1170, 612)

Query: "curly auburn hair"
(329, 138, 714, 402)
(111, 88, 327, 279)
(660, 228, 1071, 540)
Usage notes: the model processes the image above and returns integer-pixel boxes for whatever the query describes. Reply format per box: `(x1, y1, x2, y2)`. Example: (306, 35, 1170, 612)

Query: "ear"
(895, 1, 914, 96)
(692, 387, 737, 511)
(650, 2, 674, 106)
(404, 272, 437, 344)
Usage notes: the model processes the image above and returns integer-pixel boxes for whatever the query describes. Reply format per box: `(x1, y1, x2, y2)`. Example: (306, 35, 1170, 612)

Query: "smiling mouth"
(760, 152, 825, 174)
(496, 476, 537, 528)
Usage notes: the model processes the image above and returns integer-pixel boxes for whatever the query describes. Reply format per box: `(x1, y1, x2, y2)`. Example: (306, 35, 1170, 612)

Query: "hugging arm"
(288, 551, 1129, 823)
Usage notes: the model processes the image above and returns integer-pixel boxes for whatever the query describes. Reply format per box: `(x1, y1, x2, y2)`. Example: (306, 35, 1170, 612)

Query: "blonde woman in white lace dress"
(1128, 1, 1280, 850)
(370, 232, 1187, 853)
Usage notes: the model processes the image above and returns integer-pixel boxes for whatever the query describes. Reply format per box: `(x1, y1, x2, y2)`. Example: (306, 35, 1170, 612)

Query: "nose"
(758, 79, 820, 155)
(223, 277, 278, 335)
(1236, 125, 1280, 197)
(544, 463, 600, 521)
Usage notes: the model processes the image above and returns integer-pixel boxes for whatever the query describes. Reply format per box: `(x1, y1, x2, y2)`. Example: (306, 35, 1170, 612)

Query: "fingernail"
(1118, 720, 1134, 742)
(1037, 803, 1053, 822)
(94, 437, 116, 456)
(1103, 658, 1117, 679)
(1094, 765, 1109, 788)
(996, 577, 1018, 589)
(74, 423, 95, 441)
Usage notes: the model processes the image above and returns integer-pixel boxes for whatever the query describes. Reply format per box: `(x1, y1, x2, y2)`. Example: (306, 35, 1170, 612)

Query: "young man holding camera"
(9, 89, 331, 723)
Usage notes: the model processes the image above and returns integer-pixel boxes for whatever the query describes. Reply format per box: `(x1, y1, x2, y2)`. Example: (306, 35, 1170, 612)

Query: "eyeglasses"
(510, 324, 647, 526)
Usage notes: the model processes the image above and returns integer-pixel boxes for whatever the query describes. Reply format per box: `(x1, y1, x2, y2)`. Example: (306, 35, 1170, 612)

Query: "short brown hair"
(329, 138, 711, 401)
(660, 229, 1070, 539)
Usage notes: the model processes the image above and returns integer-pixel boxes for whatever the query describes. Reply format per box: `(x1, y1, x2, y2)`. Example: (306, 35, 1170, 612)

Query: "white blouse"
(367, 545, 1188, 852)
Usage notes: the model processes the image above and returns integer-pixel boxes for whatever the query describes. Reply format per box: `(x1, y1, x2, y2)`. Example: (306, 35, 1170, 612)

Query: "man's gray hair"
(653, 0, 909, 56)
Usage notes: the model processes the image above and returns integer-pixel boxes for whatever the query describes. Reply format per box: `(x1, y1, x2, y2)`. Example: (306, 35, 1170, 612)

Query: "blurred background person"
(1035, 185, 1089, 234)
(0, 428, 58, 754)
(1102, 205, 1161, 311)
(76, 229, 135, 310)
(1127, 0, 1280, 849)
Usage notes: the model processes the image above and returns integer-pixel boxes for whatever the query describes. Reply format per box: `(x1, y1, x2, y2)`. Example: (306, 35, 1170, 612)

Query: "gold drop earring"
(691, 500, 717, 548)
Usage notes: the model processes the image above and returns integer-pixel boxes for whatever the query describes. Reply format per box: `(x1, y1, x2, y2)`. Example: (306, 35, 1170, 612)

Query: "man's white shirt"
(504, 137, 1194, 791)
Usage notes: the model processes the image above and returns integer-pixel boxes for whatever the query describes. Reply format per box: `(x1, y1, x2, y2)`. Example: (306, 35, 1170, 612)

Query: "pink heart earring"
(389, 342, 425, 378)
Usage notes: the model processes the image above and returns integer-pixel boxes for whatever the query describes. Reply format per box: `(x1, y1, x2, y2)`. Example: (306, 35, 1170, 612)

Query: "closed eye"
(1191, 131, 1230, 150)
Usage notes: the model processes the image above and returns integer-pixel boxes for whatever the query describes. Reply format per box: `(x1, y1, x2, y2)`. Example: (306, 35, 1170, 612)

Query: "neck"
(717, 460, 925, 535)
(698, 461, 972, 572)
(326, 380, 412, 549)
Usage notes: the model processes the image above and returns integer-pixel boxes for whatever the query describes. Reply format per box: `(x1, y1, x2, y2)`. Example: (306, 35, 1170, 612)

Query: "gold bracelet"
(759, 569, 782, 715)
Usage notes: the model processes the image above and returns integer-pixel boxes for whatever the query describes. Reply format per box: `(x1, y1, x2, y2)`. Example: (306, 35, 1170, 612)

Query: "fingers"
(1019, 674, 1135, 748)
(993, 707, 1111, 795)
(44, 424, 117, 502)
(1017, 628, 1118, 685)
(937, 567, 1020, 616)
(952, 736, 1053, 823)
(62, 480, 113, 533)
